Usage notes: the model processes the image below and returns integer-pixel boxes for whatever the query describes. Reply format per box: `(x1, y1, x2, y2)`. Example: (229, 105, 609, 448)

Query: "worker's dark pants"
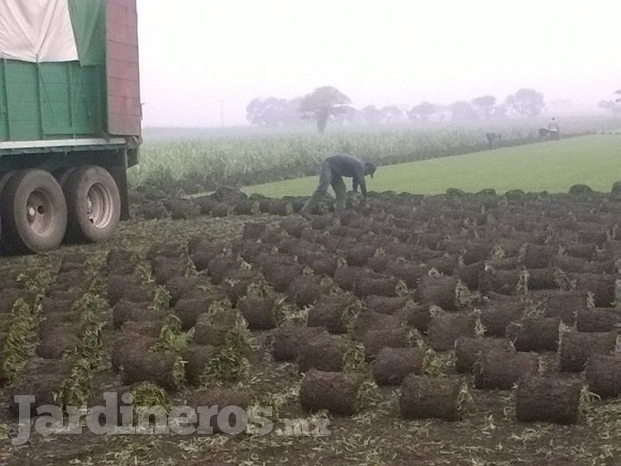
(301, 160, 347, 215)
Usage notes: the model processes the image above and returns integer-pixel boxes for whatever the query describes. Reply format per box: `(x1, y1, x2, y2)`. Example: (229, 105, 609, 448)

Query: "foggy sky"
(136, 0, 620, 127)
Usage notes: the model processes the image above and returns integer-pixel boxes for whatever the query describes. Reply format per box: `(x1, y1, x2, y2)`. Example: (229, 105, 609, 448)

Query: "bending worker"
(300, 154, 376, 219)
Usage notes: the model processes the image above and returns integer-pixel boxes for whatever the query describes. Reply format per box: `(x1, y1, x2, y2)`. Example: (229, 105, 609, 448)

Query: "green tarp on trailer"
(0, 0, 107, 141)
(68, 0, 106, 66)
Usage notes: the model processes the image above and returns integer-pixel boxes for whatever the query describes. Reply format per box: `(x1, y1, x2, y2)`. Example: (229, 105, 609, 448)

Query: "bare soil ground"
(1, 191, 620, 466)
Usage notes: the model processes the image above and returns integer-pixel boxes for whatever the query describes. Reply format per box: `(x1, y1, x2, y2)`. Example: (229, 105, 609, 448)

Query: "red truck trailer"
(0, 0, 141, 253)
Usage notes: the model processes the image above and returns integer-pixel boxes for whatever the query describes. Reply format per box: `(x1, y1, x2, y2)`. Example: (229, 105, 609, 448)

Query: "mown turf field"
(130, 117, 620, 196)
(244, 134, 621, 197)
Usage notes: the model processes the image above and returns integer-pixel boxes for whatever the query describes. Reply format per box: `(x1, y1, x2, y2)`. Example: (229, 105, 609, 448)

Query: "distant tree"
(298, 86, 352, 133)
(362, 105, 383, 125)
(471, 95, 496, 119)
(492, 103, 509, 119)
(332, 105, 360, 126)
(380, 105, 403, 124)
(598, 89, 621, 114)
(408, 101, 437, 122)
(599, 100, 621, 114)
(286, 97, 305, 125)
(449, 101, 477, 121)
(246, 97, 296, 126)
(505, 88, 545, 118)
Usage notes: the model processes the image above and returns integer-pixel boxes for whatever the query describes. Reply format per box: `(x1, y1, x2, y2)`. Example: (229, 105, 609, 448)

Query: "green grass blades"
(245, 135, 621, 197)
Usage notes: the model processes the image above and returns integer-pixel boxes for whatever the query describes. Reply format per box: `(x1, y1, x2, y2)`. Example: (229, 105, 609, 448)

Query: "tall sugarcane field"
(1, 120, 621, 466)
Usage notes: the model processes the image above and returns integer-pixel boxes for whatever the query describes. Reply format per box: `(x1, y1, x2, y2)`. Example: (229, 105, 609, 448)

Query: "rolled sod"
(121, 350, 179, 392)
(193, 311, 240, 347)
(454, 261, 485, 290)
(288, 274, 331, 307)
(112, 300, 158, 330)
(474, 351, 539, 390)
(525, 268, 559, 291)
(8, 359, 72, 416)
(300, 369, 362, 415)
(307, 295, 355, 334)
(354, 276, 399, 298)
(406, 305, 432, 333)
(507, 317, 560, 352)
(334, 266, 368, 291)
(364, 295, 410, 315)
(351, 311, 403, 341)
(344, 244, 376, 266)
(576, 308, 621, 333)
(151, 256, 187, 286)
(516, 376, 582, 424)
(37, 312, 79, 337)
(544, 290, 588, 326)
(297, 333, 348, 373)
(111, 333, 158, 372)
(385, 261, 428, 288)
(183, 344, 217, 386)
(559, 331, 616, 372)
(220, 269, 257, 306)
(36, 329, 81, 359)
(479, 300, 524, 337)
(428, 312, 476, 351)
(478, 269, 521, 296)
(107, 274, 149, 306)
(271, 324, 326, 362)
(522, 244, 558, 269)
(164, 275, 200, 306)
(585, 354, 621, 398)
(188, 388, 252, 433)
(174, 296, 223, 331)
(371, 347, 426, 386)
(362, 327, 411, 361)
(40, 297, 74, 314)
(454, 337, 513, 373)
(399, 375, 463, 421)
(416, 275, 458, 311)
(238, 294, 279, 330)
(573, 274, 615, 308)
(120, 320, 164, 338)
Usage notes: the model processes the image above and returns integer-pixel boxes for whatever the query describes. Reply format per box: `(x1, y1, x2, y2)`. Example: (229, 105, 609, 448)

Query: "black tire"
(55, 167, 77, 188)
(1, 169, 67, 254)
(63, 165, 121, 243)
(0, 171, 17, 252)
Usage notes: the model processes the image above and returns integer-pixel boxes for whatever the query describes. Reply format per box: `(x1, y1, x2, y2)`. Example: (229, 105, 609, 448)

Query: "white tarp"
(0, 0, 78, 62)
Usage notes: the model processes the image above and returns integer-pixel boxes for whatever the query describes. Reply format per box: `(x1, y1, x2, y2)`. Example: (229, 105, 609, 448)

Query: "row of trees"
(247, 87, 547, 133)
(598, 89, 621, 115)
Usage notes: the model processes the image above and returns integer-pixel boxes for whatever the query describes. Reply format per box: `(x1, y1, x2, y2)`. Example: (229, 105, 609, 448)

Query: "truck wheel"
(64, 166, 121, 243)
(0, 171, 17, 251)
(1, 169, 68, 253)
(55, 167, 77, 188)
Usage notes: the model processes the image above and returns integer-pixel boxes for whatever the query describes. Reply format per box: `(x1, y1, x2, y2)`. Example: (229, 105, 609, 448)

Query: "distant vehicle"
(0, 0, 141, 253)
(539, 118, 560, 141)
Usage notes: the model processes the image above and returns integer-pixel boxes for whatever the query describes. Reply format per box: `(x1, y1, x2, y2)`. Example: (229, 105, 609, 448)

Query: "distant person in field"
(486, 132, 501, 149)
(300, 154, 377, 219)
(539, 118, 560, 140)
(547, 117, 560, 134)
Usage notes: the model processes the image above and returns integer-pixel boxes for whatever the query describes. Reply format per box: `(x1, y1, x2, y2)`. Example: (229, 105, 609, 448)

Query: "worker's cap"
(365, 162, 377, 178)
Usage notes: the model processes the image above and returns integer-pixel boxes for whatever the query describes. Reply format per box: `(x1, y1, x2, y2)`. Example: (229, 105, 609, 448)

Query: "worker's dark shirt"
(325, 155, 367, 197)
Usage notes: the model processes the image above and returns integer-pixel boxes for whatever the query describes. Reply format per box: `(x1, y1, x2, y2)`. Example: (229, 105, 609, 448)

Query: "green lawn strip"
(243, 135, 621, 197)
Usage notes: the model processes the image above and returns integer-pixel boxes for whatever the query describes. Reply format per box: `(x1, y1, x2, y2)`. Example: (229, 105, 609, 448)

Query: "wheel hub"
(26, 190, 54, 236)
(86, 183, 113, 228)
